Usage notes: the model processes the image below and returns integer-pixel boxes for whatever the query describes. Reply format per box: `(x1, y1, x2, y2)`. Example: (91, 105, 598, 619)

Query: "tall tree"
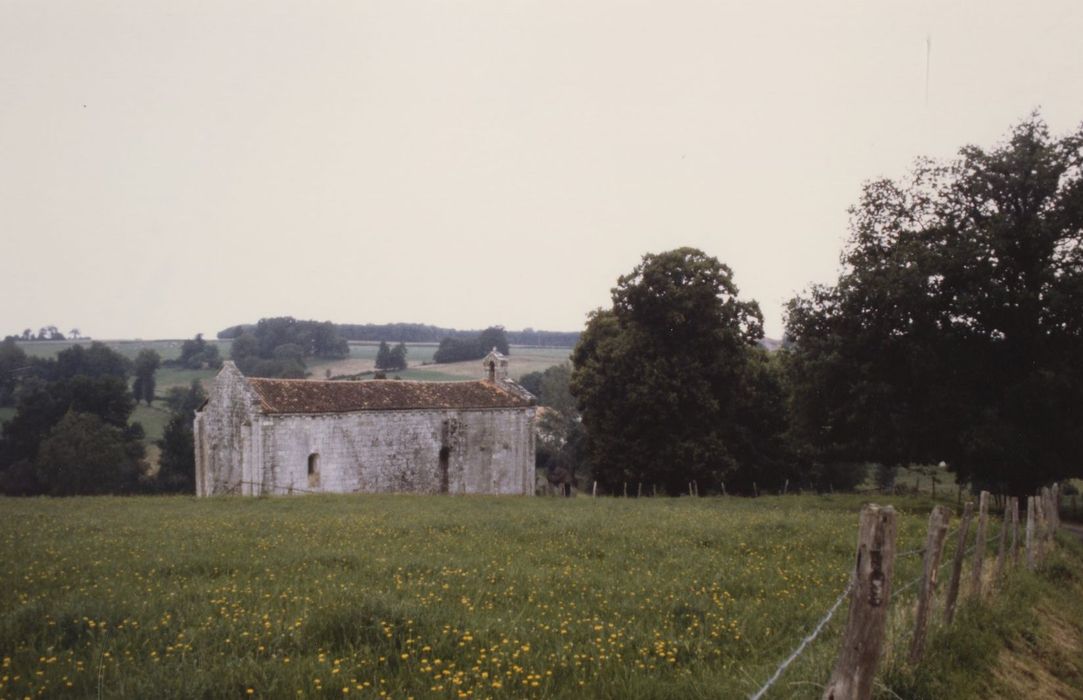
(388, 342, 408, 371)
(570, 248, 769, 494)
(132, 349, 160, 405)
(375, 341, 391, 370)
(477, 326, 510, 355)
(0, 338, 28, 406)
(35, 411, 143, 496)
(156, 380, 207, 493)
(784, 115, 1083, 495)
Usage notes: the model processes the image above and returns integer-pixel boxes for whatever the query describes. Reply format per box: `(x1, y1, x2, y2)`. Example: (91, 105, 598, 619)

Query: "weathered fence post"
(623, 482, 628, 498)
(1035, 492, 1047, 558)
(1026, 496, 1037, 570)
(721, 481, 727, 497)
(1052, 483, 1060, 532)
(822, 504, 897, 700)
(994, 499, 1010, 582)
(908, 505, 950, 664)
(637, 482, 642, 498)
(969, 491, 990, 598)
(652, 483, 657, 497)
(694, 480, 700, 497)
(1011, 497, 1020, 567)
(592, 481, 597, 501)
(783, 479, 790, 496)
(944, 501, 974, 625)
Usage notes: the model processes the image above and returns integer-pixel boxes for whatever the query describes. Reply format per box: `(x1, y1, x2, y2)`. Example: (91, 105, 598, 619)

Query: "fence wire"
(748, 518, 1007, 700)
(747, 578, 853, 700)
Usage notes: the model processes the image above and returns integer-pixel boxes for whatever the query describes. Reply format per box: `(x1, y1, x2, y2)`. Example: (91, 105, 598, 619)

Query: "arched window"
(307, 453, 320, 488)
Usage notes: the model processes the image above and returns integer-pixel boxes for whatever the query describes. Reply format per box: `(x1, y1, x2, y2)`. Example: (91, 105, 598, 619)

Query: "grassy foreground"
(1, 494, 955, 698)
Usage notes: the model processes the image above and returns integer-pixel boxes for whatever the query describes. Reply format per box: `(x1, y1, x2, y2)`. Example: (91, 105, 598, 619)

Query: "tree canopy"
(784, 115, 1083, 495)
(132, 349, 160, 406)
(570, 247, 779, 495)
(0, 342, 145, 495)
(433, 327, 510, 364)
(229, 317, 349, 378)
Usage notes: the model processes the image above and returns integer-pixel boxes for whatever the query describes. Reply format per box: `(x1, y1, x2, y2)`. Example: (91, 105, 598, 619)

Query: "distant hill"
(217, 322, 581, 348)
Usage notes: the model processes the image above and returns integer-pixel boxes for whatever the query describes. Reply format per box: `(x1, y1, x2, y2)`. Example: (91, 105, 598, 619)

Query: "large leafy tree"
(35, 411, 143, 496)
(156, 380, 208, 493)
(784, 115, 1083, 495)
(132, 349, 160, 406)
(570, 247, 772, 494)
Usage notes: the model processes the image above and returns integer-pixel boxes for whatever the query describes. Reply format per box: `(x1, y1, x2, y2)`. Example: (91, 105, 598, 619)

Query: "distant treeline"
(217, 322, 580, 347)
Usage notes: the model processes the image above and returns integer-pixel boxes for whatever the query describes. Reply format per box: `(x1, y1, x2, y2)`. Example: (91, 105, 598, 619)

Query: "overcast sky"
(2, 0, 1082, 341)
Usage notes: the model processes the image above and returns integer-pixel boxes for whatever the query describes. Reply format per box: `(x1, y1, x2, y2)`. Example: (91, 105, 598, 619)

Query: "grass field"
(309, 345, 571, 382)
(0, 493, 970, 699)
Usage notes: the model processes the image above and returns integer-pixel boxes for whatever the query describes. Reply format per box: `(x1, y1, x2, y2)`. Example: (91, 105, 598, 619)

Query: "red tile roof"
(246, 378, 534, 414)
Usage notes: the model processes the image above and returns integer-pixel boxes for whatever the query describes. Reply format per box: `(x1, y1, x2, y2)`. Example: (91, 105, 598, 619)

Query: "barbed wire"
(214, 479, 324, 496)
(747, 578, 853, 700)
(749, 519, 1008, 699)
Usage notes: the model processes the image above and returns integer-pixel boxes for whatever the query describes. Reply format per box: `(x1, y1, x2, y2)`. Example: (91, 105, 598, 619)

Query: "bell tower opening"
(482, 348, 508, 381)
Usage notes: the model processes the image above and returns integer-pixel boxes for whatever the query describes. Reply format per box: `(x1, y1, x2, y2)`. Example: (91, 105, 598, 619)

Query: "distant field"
(0, 493, 956, 699)
(4, 342, 570, 456)
(311, 345, 571, 382)
(12, 338, 232, 362)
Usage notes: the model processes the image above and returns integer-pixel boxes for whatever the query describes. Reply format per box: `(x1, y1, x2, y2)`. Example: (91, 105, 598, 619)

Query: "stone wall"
(194, 362, 262, 496)
(258, 407, 534, 495)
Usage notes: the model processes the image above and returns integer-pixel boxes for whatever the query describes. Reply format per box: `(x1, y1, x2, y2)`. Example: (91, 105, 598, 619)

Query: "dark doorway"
(307, 453, 320, 488)
(439, 446, 450, 494)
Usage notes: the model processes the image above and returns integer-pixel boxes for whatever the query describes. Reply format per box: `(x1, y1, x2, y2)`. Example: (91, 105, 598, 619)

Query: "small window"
(307, 453, 320, 488)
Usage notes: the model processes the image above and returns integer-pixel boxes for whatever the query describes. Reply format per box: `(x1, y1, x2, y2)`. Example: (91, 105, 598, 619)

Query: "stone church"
(193, 350, 537, 496)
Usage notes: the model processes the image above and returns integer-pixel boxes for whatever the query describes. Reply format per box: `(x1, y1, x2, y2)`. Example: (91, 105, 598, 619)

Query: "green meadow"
(0, 492, 1006, 699)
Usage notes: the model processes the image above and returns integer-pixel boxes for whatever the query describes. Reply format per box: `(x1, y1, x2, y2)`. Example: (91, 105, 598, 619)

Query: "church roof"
(246, 377, 535, 414)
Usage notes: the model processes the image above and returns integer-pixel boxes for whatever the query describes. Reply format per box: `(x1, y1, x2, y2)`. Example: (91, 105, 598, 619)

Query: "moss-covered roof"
(246, 377, 534, 414)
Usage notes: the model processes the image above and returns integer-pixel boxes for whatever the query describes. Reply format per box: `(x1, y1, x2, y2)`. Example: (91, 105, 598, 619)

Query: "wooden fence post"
(1026, 496, 1036, 570)
(1052, 483, 1060, 532)
(721, 481, 727, 497)
(1036, 491, 1047, 558)
(653, 483, 658, 497)
(908, 505, 950, 664)
(994, 498, 1010, 582)
(592, 481, 597, 501)
(623, 482, 628, 498)
(969, 491, 990, 598)
(1010, 497, 1020, 567)
(822, 504, 897, 700)
(754, 482, 759, 498)
(783, 479, 790, 496)
(637, 482, 642, 498)
(944, 501, 974, 625)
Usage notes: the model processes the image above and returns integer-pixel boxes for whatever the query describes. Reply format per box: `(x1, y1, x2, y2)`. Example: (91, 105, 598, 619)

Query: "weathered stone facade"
(194, 351, 536, 496)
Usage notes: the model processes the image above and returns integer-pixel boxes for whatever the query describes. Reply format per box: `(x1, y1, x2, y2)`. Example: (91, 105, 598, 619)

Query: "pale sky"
(2, 1, 1082, 341)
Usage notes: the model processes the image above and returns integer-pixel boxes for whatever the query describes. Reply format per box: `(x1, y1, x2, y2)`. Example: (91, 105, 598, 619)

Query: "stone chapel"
(193, 349, 536, 496)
